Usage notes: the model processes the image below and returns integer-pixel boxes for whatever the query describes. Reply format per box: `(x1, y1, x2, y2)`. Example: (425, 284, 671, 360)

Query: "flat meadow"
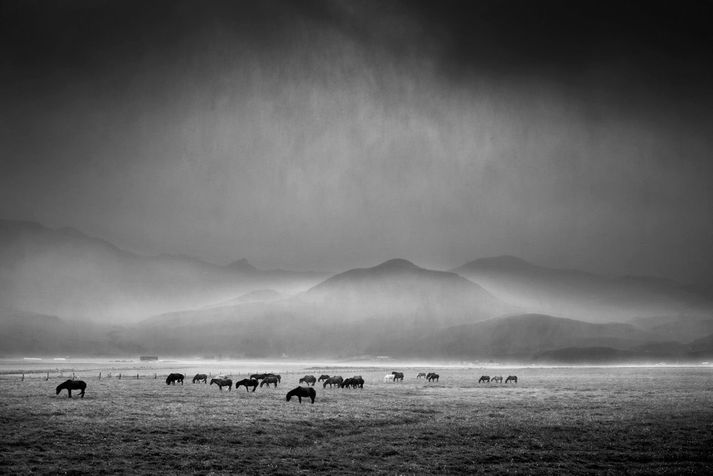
(1, 363, 712, 474)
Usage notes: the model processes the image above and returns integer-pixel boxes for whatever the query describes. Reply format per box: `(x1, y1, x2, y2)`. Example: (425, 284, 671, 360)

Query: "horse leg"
(310, 395, 314, 403)
(67, 389, 72, 399)
(298, 396, 302, 403)
(80, 389, 85, 398)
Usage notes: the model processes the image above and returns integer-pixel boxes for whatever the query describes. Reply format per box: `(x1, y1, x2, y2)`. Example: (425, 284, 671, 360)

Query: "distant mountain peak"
(225, 258, 257, 272)
(373, 258, 419, 270)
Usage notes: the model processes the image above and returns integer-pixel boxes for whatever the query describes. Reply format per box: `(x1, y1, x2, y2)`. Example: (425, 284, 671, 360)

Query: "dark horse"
(299, 375, 316, 386)
(210, 378, 233, 391)
(166, 373, 184, 385)
(478, 375, 490, 383)
(427, 373, 440, 382)
(505, 375, 518, 383)
(260, 376, 279, 388)
(192, 373, 208, 384)
(235, 378, 258, 392)
(286, 386, 316, 404)
(317, 375, 330, 382)
(56, 379, 86, 398)
(323, 376, 343, 388)
(392, 371, 404, 382)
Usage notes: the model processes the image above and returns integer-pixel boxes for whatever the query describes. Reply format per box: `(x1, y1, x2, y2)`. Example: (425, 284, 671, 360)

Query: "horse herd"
(478, 375, 518, 383)
(55, 371, 519, 401)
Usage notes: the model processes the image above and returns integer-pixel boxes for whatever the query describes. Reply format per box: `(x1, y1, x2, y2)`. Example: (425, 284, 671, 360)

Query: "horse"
(260, 376, 279, 388)
(286, 386, 316, 404)
(505, 375, 518, 383)
(250, 373, 268, 380)
(323, 376, 342, 388)
(417, 372, 427, 379)
(491, 376, 503, 383)
(478, 375, 490, 383)
(392, 371, 404, 382)
(56, 379, 86, 398)
(192, 373, 208, 384)
(166, 373, 184, 385)
(210, 378, 233, 390)
(235, 378, 259, 392)
(317, 375, 330, 382)
(299, 375, 317, 386)
(383, 374, 395, 383)
(271, 374, 282, 383)
(427, 373, 439, 382)
(350, 376, 364, 388)
(341, 378, 354, 388)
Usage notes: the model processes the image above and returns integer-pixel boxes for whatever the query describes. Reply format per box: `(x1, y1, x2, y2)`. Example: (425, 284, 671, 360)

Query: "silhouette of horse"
(427, 373, 439, 382)
(166, 373, 184, 385)
(210, 378, 233, 390)
(286, 386, 316, 404)
(491, 376, 503, 383)
(318, 375, 330, 382)
(505, 375, 518, 383)
(260, 376, 279, 388)
(235, 378, 258, 392)
(417, 372, 427, 379)
(342, 376, 364, 388)
(271, 374, 282, 383)
(383, 374, 395, 383)
(392, 372, 404, 382)
(192, 373, 208, 384)
(56, 379, 86, 398)
(478, 375, 490, 383)
(250, 373, 268, 380)
(323, 376, 343, 388)
(299, 375, 316, 386)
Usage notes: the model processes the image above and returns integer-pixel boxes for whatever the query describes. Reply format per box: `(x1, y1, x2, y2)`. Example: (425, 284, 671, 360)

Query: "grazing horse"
(260, 376, 279, 388)
(427, 373, 440, 382)
(210, 378, 233, 391)
(341, 378, 354, 388)
(392, 372, 404, 382)
(505, 375, 518, 383)
(383, 374, 395, 383)
(250, 373, 270, 380)
(192, 373, 208, 384)
(491, 376, 503, 383)
(166, 373, 185, 385)
(56, 379, 86, 398)
(286, 386, 316, 404)
(417, 372, 427, 379)
(317, 375, 330, 382)
(271, 374, 282, 383)
(323, 376, 342, 388)
(299, 375, 317, 386)
(235, 378, 259, 392)
(478, 375, 490, 383)
(350, 376, 364, 388)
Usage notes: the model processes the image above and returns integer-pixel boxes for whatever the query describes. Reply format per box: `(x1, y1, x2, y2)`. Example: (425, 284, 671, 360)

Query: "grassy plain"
(1, 366, 712, 474)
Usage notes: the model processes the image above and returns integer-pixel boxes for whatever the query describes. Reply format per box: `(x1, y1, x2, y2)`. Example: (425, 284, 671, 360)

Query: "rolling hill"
(0, 219, 326, 322)
(452, 256, 713, 324)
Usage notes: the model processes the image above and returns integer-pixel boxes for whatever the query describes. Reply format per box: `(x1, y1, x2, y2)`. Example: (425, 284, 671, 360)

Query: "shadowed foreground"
(1, 367, 712, 474)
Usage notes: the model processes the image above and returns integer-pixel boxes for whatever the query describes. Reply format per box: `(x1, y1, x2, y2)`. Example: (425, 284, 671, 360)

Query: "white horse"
(383, 374, 395, 383)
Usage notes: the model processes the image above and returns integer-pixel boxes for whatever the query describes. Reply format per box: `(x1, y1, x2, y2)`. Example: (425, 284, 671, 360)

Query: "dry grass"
(1, 366, 712, 474)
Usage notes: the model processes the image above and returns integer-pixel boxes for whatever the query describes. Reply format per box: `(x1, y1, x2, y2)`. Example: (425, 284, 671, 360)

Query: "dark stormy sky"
(1, 0, 712, 286)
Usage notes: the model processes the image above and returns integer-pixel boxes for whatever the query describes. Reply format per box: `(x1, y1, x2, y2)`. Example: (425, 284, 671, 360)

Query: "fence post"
(99, 372, 102, 380)
(136, 373, 139, 379)
(21, 373, 24, 381)
(46, 371, 49, 381)
(118, 373, 122, 380)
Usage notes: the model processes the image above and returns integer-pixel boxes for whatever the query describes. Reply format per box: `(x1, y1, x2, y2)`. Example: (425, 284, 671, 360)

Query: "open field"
(1, 364, 712, 474)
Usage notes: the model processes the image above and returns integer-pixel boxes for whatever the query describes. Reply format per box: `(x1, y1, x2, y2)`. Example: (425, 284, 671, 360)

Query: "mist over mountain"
(0, 219, 326, 322)
(453, 256, 713, 323)
(3, 219, 713, 362)
(301, 258, 511, 325)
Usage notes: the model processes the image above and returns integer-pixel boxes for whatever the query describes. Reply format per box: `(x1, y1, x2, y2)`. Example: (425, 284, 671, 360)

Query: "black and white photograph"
(1, 0, 712, 473)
